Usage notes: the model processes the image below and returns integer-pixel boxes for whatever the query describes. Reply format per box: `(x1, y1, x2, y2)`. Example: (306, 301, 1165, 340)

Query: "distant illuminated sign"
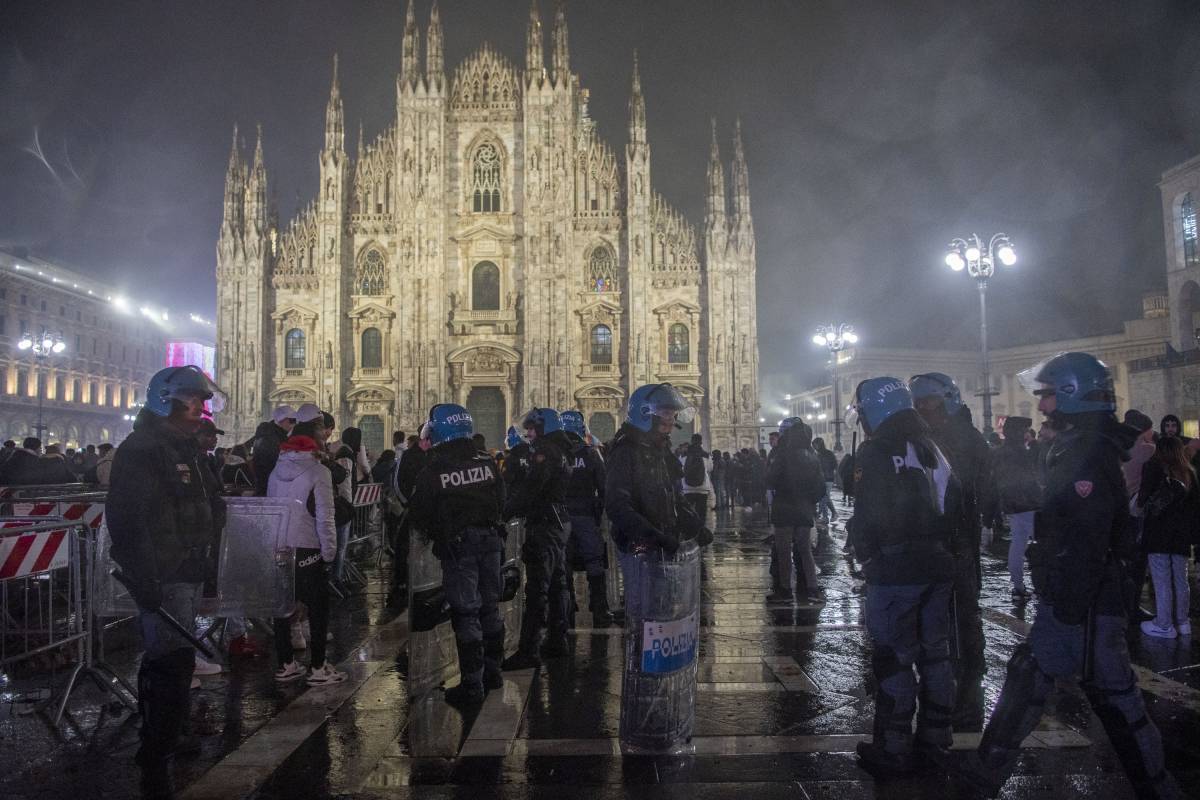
(165, 341, 216, 380)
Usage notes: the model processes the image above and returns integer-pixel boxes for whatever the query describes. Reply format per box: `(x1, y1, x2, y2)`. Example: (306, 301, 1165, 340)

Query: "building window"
(590, 324, 612, 365)
(361, 327, 382, 369)
(0, 367, 6, 394)
(284, 328, 306, 369)
(90, 381, 98, 404)
(120, 387, 128, 408)
(59, 306, 65, 316)
(357, 249, 387, 295)
(73, 379, 81, 402)
(472, 261, 500, 310)
(668, 323, 690, 364)
(588, 246, 617, 292)
(105, 385, 114, 407)
(92, 339, 97, 355)
(17, 370, 28, 397)
(55, 375, 64, 399)
(1183, 192, 1199, 268)
(40, 300, 46, 312)
(470, 142, 502, 213)
(20, 294, 26, 306)
(0, 315, 5, 335)
(75, 335, 80, 352)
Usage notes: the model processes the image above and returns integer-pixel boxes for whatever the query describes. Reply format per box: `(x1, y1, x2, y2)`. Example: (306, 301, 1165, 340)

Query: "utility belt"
(879, 541, 946, 557)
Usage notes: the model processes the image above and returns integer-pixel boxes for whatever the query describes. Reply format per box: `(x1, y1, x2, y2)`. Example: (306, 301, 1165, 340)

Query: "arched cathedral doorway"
(466, 387, 505, 452)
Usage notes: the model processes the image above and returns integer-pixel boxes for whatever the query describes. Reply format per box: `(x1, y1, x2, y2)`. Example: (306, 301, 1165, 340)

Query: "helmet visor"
(844, 403, 862, 431)
(169, 372, 227, 416)
(644, 384, 695, 426)
(1017, 359, 1054, 397)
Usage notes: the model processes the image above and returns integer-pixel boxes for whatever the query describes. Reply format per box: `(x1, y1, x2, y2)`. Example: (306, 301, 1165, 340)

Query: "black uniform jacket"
(604, 423, 699, 553)
(564, 433, 606, 519)
(408, 439, 504, 554)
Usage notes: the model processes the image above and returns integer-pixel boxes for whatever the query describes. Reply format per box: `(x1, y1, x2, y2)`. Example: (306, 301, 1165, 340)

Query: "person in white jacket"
(268, 418, 346, 686)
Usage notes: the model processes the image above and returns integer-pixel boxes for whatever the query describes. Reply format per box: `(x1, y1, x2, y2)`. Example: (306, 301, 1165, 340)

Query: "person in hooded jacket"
(945, 352, 1181, 800)
(848, 377, 960, 778)
(560, 410, 613, 625)
(987, 416, 1041, 600)
(910, 371, 990, 730)
(502, 408, 574, 669)
(766, 418, 828, 603)
(1159, 413, 1191, 444)
(106, 367, 227, 798)
(268, 415, 345, 687)
(251, 405, 296, 495)
(1137, 436, 1198, 639)
(409, 405, 506, 705)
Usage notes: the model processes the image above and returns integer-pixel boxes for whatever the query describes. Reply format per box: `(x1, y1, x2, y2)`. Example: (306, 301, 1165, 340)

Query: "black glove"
(129, 577, 163, 610)
(653, 528, 680, 555)
(696, 527, 713, 547)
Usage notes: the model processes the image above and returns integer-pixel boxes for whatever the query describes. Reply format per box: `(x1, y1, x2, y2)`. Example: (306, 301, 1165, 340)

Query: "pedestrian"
(681, 433, 712, 528)
(89, 443, 116, 486)
(0, 437, 44, 484)
(945, 352, 1181, 799)
(219, 444, 255, 490)
(765, 418, 827, 603)
(605, 384, 707, 632)
(1137, 435, 1197, 639)
(910, 371, 990, 730)
(0, 439, 15, 468)
(386, 431, 427, 607)
(472, 432, 488, 454)
(409, 404, 507, 705)
(988, 416, 1040, 600)
(847, 377, 959, 777)
(502, 408, 574, 669)
(1122, 410, 1157, 622)
(1159, 413, 1190, 443)
(709, 449, 724, 511)
(371, 449, 396, 484)
(106, 366, 227, 797)
(252, 405, 296, 495)
(39, 444, 77, 483)
(813, 437, 839, 526)
(330, 424, 367, 587)
(561, 410, 613, 625)
(268, 413, 345, 686)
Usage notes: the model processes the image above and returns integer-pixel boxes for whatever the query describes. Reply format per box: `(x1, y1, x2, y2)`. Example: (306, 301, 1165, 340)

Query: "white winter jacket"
(268, 450, 337, 563)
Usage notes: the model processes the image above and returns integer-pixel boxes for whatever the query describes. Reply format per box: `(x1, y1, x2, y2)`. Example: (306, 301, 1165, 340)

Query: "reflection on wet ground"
(3, 496, 1198, 799)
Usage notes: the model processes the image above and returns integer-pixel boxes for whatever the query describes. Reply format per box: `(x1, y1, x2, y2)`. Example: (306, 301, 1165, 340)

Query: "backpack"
(684, 452, 705, 487)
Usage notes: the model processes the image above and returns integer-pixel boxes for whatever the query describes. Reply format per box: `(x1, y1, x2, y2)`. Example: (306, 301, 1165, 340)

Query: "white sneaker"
(290, 622, 307, 650)
(193, 654, 223, 675)
(1176, 621, 1192, 636)
(274, 660, 307, 683)
(306, 662, 347, 686)
(1140, 620, 1177, 639)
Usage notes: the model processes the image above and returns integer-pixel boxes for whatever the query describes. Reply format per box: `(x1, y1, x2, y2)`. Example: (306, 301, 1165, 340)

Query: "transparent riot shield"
(91, 523, 138, 617)
(406, 528, 456, 696)
(500, 518, 525, 654)
(603, 518, 624, 613)
(217, 497, 298, 617)
(619, 540, 701, 755)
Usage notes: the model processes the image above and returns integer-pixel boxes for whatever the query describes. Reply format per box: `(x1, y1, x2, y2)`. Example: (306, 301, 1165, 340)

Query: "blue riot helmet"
(779, 416, 804, 432)
(908, 372, 963, 416)
(145, 366, 226, 418)
(625, 383, 696, 433)
(521, 407, 562, 437)
(428, 403, 474, 445)
(560, 410, 587, 438)
(1018, 351, 1115, 415)
(505, 425, 523, 450)
(851, 377, 913, 435)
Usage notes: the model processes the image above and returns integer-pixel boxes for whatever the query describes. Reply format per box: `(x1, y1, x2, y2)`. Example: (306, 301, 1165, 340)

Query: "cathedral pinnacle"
(730, 119, 754, 253)
(706, 118, 726, 232)
(426, 0, 444, 88)
(551, 0, 569, 86)
(226, 122, 242, 174)
(628, 51, 646, 146)
(325, 54, 344, 154)
(526, 0, 544, 81)
(401, 0, 421, 88)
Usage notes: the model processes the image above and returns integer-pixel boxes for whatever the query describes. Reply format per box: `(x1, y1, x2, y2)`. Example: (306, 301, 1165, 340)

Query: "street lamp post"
(17, 329, 67, 443)
(812, 323, 858, 453)
(944, 233, 1016, 435)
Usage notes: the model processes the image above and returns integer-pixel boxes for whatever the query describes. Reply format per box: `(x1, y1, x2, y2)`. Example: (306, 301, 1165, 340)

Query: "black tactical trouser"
(518, 522, 571, 654)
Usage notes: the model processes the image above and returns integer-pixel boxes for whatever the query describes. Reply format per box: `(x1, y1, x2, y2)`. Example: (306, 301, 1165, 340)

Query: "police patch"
(1074, 481, 1093, 498)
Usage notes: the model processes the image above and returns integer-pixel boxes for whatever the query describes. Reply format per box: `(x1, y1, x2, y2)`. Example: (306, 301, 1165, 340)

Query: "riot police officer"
(847, 377, 959, 777)
(946, 353, 1180, 799)
(560, 409, 613, 624)
(107, 366, 227, 798)
(408, 404, 506, 706)
(502, 425, 531, 488)
(605, 384, 706, 609)
(503, 408, 574, 669)
(909, 371, 990, 729)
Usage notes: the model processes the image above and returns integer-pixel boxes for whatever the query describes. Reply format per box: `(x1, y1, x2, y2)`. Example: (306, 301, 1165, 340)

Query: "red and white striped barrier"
(0, 521, 70, 579)
(353, 483, 383, 506)
(10, 501, 105, 531)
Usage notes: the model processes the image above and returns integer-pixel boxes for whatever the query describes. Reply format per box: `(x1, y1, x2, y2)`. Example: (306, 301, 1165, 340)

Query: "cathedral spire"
(426, 0, 444, 89)
(356, 121, 364, 160)
(730, 119, 754, 254)
(226, 122, 242, 174)
(222, 123, 244, 229)
(324, 54, 344, 154)
(401, 0, 420, 88)
(246, 124, 268, 229)
(551, 0, 569, 86)
(705, 118, 726, 234)
(526, 0, 545, 80)
(628, 51, 646, 147)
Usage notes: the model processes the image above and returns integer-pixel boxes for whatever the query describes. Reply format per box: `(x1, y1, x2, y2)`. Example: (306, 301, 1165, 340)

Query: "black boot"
(444, 640, 486, 707)
(136, 648, 194, 799)
(588, 574, 614, 626)
(1085, 685, 1182, 800)
(502, 616, 543, 670)
(483, 629, 506, 691)
(953, 678, 986, 733)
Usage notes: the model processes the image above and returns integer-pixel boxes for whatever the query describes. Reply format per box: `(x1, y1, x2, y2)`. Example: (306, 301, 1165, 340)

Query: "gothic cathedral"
(215, 1, 760, 453)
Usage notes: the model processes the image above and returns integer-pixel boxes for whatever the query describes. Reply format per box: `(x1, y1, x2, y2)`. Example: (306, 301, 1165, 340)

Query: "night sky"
(2, 0, 1198, 396)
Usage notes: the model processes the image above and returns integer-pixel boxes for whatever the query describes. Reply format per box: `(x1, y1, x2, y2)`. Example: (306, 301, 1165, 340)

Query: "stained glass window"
(668, 323, 689, 364)
(471, 143, 502, 213)
(358, 249, 387, 295)
(590, 324, 612, 365)
(588, 246, 616, 292)
(285, 329, 306, 369)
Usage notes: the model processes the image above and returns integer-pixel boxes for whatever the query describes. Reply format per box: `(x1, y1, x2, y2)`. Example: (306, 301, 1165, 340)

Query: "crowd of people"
(15, 350, 1196, 799)
(0, 437, 115, 485)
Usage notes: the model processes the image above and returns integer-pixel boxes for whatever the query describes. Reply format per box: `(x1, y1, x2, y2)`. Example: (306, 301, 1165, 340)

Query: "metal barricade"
(0, 483, 90, 500)
(619, 540, 701, 755)
(343, 483, 384, 587)
(3, 492, 108, 532)
(0, 518, 134, 726)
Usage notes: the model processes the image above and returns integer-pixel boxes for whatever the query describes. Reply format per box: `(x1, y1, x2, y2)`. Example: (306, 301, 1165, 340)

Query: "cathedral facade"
(215, 2, 760, 453)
